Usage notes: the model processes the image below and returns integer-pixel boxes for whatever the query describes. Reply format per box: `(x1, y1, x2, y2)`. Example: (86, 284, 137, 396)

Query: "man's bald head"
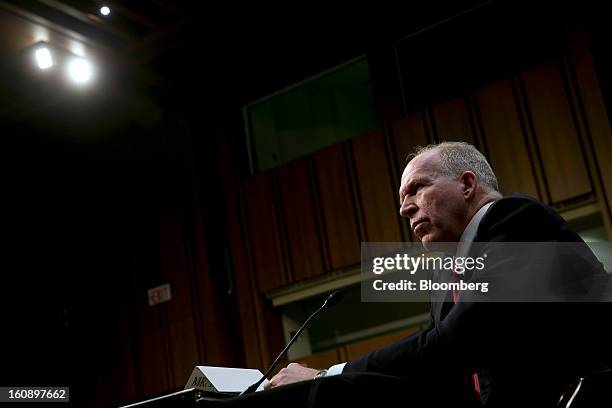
(408, 142, 501, 195)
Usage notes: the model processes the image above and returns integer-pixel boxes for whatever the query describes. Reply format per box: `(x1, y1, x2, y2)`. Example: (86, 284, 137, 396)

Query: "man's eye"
(414, 183, 424, 192)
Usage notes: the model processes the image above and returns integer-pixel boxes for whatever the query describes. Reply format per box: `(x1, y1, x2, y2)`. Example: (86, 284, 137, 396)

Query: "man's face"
(399, 150, 469, 243)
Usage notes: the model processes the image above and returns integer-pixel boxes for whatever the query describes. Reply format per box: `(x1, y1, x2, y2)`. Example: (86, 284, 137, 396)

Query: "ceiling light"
(67, 58, 93, 84)
(100, 6, 110, 16)
(35, 47, 53, 70)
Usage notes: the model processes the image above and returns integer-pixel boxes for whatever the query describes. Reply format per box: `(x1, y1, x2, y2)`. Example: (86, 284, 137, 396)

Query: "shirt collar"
(460, 201, 495, 243)
(456, 201, 495, 257)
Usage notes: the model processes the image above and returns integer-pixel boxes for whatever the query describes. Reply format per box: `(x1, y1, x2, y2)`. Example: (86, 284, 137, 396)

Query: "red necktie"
(451, 266, 462, 303)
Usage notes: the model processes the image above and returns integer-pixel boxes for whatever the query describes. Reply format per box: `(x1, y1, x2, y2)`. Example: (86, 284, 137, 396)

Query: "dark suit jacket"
(343, 194, 612, 407)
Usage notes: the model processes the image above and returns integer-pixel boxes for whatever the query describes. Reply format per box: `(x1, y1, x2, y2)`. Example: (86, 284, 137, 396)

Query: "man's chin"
(418, 234, 434, 249)
(419, 231, 444, 247)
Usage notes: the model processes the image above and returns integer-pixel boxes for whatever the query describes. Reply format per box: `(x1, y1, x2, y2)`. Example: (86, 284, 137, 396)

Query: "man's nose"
(399, 197, 417, 218)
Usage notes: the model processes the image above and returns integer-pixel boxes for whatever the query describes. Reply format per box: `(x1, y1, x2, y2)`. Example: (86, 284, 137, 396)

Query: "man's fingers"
(266, 363, 321, 389)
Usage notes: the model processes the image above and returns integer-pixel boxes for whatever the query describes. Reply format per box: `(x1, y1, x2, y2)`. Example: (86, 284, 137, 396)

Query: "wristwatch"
(314, 369, 328, 379)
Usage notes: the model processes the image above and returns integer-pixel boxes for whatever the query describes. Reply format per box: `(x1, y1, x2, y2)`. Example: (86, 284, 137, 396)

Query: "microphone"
(240, 291, 343, 395)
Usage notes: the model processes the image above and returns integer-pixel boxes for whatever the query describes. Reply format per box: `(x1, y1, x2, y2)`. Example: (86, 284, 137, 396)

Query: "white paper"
(193, 366, 268, 393)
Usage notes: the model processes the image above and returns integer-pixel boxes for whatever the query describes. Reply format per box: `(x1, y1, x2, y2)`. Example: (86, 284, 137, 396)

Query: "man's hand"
(264, 363, 320, 389)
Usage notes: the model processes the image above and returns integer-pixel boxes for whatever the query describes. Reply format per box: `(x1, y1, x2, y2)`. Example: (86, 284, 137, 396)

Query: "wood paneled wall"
(277, 158, 327, 282)
(475, 80, 541, 199)
(313, 144, 362, 270)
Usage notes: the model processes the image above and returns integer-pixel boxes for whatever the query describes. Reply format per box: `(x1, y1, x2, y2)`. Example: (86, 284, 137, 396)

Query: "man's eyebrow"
(406, 176, 429, 188)
(400, 178, 415, 196)
(399, 180, 411, 195)
(400, 176, 431, 196)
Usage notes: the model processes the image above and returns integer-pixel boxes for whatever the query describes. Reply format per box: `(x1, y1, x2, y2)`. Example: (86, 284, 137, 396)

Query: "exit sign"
(148, 283, 172, 306)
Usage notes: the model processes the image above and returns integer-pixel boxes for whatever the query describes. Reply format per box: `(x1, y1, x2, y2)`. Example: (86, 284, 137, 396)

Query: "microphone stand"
(240, 291, 342, 395)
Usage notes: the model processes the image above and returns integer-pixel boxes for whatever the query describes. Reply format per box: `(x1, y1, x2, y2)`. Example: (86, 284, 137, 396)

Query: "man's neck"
(466, 195, 498, 223)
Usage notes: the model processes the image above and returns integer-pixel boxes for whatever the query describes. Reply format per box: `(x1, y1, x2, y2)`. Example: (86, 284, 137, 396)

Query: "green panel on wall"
(245, 57, 378, 172)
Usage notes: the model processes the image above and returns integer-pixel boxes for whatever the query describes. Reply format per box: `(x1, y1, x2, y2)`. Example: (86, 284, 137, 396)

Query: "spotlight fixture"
(67, 57, 93, 84)
(34, 47, 53, 70)
(25, 41, 98, 88)
(100, 6, 111, 16)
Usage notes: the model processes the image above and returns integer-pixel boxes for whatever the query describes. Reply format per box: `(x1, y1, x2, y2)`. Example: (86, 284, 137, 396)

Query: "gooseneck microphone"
(240, 291, 343, 395)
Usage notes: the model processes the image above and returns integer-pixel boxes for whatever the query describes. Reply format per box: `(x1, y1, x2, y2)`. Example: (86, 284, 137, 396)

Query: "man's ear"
(460, 171, 477, 200)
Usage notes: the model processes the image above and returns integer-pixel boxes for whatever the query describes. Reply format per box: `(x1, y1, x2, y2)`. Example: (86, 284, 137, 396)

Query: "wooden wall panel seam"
(564, 51, 610, 190)
(509, 77, 545, 201)
(515, 74, 553, 204)
(164, 203, 196, 389)
(467, 93, 490, 158)
(158, 227, 171, 391)
(388, 111, 432, 242)
(227, 179, 262, 368)
(339, 345, 348, 363)
(127, 275, 144, 399)
(429, 96, 477, 145)
(246, 175, 287, 290)
(344, 142, 367, 243)
(382, 123, 407, 242)
(270, 170, 294, 284)
(182, 204, 207, 365)
(236, 180, 270, 369)
(387, 122, 412, 242)
(426, 107, 440, 143)
(464, 95, 482, 150)
(307, 156, 333, 272)
(520, 59, 594, 204)
(160, 305, 174, 390)
(473, 79, 541, 197)
(422, 110, 436, 145)
(558, 57, 597, 194)
(384, 123, 402, 191)
(313, 143, 361, 267)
